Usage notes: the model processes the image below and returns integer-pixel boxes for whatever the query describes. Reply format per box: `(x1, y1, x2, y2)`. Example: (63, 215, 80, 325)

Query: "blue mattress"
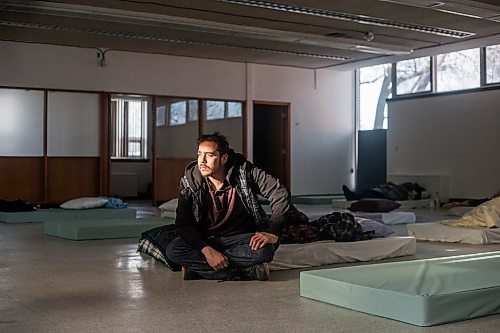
(0, 208, 136, 223)
(44, 217, 174, 240)
(301, 252, 500, 326)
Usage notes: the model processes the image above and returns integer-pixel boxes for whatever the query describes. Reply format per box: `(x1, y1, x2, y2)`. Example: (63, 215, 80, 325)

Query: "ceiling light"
(0, 19, 350, 61)
(218, 0, 475, 38)
(1, 1, 411, 55)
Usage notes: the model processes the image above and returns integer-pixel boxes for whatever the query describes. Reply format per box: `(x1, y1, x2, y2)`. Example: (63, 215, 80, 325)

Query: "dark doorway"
(253, 102, 290, 190)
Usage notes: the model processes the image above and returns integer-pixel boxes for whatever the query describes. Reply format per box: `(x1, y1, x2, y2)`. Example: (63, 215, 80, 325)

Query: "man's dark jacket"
(176, 150, 292, 252)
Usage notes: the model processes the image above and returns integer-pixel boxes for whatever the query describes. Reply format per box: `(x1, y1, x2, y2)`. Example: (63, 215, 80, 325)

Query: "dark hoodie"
(175, 150, 292, 252)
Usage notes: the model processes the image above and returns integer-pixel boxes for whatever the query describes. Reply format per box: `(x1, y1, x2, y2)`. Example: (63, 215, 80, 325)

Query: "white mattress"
(332, 199, 430, 210)
(270, 236, 416, 271)
(407, 222, 500, 245)
(354, 211, 416, 224)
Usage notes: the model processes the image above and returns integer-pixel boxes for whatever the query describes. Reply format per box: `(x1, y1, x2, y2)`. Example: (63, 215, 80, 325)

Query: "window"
(486, 44, 500, 84)
(206, 101, 225, 120)
(188, 100, 199, 121)
(169, 101, 186, 126)
(111, 96, 148, 159)
(358, 64, 392, 130)
(205, 100, 243, 120)
(396, 56, 431, 95)
(436, 48, 480, 92)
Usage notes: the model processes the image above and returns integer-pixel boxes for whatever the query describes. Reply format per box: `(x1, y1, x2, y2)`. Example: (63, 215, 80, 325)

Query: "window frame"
(110, 96, 149, 161)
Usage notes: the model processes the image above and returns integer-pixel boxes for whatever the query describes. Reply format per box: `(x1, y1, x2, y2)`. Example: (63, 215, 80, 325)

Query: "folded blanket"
(105, 198, 128, 209)
(441, 197, 500, 228)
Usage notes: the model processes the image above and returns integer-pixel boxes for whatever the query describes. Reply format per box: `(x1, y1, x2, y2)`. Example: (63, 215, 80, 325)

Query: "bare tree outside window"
(396, 56, 431, 95)
(436, 48, 480, 92)
(486, 44, 500, 84)
(359, 64, 391, 130)
(169, 101, 186, 126)
(206, 101, 225, 120)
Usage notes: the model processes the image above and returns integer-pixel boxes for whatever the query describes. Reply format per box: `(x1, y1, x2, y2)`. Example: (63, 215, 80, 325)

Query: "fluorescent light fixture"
(0, 19, 350, 61)
(1, 0, 411, 55)
(380, 0, 500, 20)
(218, 0, 475, 38)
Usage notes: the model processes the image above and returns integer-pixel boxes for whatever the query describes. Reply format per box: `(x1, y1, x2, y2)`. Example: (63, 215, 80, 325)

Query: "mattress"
(300, 251, 500, 326)
(269, 236, 416, 271)
(44, 217, 174, 240)
(292, 195, 342, 205)
(332, 199, 430, 210)
(407, 222, 500, 244)
(0, 208, 137, 223)
(353, 211, 416, 224)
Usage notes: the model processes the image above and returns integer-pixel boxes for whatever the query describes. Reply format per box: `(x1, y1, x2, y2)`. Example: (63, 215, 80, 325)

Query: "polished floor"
(2, 204, 500, 332)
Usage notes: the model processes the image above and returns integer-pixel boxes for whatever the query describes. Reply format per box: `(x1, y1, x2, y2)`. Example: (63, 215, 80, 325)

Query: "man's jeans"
(166, 233, 276, 280)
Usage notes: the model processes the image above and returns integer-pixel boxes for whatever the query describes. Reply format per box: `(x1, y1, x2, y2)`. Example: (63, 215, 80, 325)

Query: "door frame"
(252, 100, 291, 191)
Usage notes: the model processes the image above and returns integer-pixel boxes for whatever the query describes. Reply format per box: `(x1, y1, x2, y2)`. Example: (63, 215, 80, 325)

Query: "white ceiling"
(1, 0, 500, 69)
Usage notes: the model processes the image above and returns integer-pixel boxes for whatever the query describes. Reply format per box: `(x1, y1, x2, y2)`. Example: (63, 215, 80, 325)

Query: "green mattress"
(301, 252, 500, 326)
(0, 208, 136, 223)
(44, 217, 174, 240)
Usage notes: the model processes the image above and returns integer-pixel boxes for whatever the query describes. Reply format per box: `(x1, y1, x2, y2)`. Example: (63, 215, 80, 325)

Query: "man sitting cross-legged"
(166, 132, 292, 281)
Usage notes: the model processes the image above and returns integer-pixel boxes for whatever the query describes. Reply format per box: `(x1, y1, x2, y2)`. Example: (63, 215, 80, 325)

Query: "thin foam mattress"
(270, 236, 416, 271)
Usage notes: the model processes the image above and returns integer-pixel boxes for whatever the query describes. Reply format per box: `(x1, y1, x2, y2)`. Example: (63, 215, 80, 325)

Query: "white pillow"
(159, 198, 178, 211)
(60, 197, 109, 210)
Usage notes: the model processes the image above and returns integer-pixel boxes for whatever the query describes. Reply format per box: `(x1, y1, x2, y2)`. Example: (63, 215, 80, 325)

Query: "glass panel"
(206, 100, 225, 120)
(436, 48, 480, 92)
(169, 101, 187, 126)
(188, 100, 199, 121)
(203, 100, 244, 153)
(396, 56, 431, 95)
(48, 91, 100, 156)
(156, 97, 199, 158)
(486, 44, 500, 84)
(0, 88, 44, 156)
(358, 64, 392, 130)
(156, 105, 166, 126)
(227, 102, 242, 118)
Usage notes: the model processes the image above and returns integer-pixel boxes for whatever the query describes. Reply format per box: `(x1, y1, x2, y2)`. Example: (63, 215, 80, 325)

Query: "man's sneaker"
(249, 263, 270, 281)
(181, 266, 198, 280)
(226, 263, 270, 281)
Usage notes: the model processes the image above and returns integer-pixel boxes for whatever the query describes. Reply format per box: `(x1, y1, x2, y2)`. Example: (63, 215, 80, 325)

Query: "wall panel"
(0, 157, 44, 202)
(47, 157, 100, 203)
(155, 158, 193, 203)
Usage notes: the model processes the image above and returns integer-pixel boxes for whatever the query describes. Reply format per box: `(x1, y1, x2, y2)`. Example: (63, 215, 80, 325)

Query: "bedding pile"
(441, 196, 500, 228)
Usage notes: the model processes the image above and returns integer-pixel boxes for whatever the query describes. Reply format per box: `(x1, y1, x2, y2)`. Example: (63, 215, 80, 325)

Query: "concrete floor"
(2, 204, 500, 332)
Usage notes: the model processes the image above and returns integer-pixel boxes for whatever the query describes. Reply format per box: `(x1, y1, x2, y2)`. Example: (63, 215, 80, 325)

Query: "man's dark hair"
(197, 132, 230, 156)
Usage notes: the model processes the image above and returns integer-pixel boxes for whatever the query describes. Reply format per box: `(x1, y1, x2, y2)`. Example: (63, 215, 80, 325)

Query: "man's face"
(197, 141, 227, 178)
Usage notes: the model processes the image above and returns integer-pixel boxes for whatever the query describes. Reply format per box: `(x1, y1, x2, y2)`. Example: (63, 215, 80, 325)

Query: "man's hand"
(249, 232, 278, 251)
(201, 246, 229, 270)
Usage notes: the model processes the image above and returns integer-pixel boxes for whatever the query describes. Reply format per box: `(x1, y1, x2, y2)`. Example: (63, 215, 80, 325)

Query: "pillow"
(356, 218, 395, 238)
(60, 197, 109, 210)
(349, 198, 401, 212)
(159, 198, 178, 211)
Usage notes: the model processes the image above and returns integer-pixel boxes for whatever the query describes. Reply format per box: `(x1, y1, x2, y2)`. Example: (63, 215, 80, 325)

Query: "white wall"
(251, 65, 355, 194)
(387, 89, 500, 198)
(0, 41, 355, 195)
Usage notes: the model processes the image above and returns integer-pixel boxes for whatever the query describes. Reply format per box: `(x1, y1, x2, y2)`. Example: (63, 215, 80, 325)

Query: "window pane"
(111, 96, 148, 159)
(436, 48, 480, 92)
(227, 102, 242, 118)
(359, 64, 392, 130)
(169, 101, 186, 126)
(128, 101, 143, 140)
(486, 44, 500, 84)
(188, 100, 198, 121)
(396, 56, 431, 95)
(156, 105, 166, 126)
(206, 101, 225, 120)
